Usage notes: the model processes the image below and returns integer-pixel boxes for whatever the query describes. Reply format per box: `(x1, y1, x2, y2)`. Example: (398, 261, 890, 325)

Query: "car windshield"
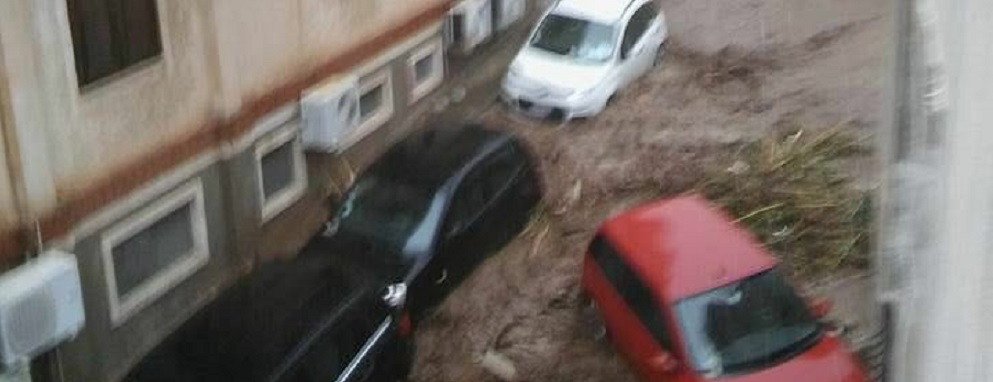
(336, 175, 433, 253)
(674, 268, 820, 376)
(529, 14, 616, 63)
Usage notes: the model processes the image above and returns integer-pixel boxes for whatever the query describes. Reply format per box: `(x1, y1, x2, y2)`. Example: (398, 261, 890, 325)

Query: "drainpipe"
(0, 35, 38, 261)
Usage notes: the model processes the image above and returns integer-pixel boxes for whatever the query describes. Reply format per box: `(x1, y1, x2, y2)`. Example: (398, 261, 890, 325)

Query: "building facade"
(879, 0, 993, 380)
(0, 0, 517, 381)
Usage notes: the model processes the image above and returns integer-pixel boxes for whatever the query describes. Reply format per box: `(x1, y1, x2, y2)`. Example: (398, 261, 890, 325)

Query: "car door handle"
(434, 268, 448, 285)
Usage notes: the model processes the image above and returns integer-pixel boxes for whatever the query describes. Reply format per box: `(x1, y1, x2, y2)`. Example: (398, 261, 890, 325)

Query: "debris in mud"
(478, 351, 518, 381)
(696, 51, 770, 89)
(696, 124, 873, 278)
(667, 43, 781, 92)
(553, 180, 583, 215)
(804, 21, 862, 51)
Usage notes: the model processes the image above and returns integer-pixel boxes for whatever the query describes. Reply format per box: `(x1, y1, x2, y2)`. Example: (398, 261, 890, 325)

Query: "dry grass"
(696, 126, 872, 278)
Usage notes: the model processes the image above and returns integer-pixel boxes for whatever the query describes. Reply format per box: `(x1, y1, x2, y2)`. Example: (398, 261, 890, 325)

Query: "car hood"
(508, 48, 611, 94)
(720, 335, 867, 382)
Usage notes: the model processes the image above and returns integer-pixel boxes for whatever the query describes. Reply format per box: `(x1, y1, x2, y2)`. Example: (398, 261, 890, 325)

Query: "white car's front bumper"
(500, 77, 608, 120)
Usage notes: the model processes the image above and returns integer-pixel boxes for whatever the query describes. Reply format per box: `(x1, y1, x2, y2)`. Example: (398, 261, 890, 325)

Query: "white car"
(502, 0, 668, 119)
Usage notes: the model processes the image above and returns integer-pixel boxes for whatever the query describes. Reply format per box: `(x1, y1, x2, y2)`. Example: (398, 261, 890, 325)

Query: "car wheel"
(653, 44, 665, 68)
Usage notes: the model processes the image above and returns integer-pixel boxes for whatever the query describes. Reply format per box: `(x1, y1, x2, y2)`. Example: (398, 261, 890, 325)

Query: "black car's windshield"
(529, 14, 616, 63)
(337, 175, 433, 253)
(674, 268, 820, 376)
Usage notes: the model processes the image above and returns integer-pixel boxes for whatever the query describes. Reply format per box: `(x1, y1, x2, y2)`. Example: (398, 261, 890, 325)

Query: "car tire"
(653, 44, 666, 68)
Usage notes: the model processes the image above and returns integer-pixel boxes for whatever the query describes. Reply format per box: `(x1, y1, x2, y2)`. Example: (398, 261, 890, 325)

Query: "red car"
(581, 195, 867, 382)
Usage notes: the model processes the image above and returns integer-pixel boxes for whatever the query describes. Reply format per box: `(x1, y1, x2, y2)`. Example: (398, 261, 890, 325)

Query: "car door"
(405, 170, 484, 311)
(507, 141, 543, 215)
(618, 3, 658, 87)
(284, 303, 396, 382)
(640, 2, 667, 64)
(477, 142, 541, 243)
(440, 151, 520, 262)
(585, 235, 677, 380)
(418, 166, 488, 290)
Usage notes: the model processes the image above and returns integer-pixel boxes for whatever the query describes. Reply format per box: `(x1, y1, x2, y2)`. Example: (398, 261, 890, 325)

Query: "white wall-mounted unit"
(446, 0, 494, 55)
(492, 0, 526, 31)
(0, 251, 85, 367)
(301, 75, 361, 153)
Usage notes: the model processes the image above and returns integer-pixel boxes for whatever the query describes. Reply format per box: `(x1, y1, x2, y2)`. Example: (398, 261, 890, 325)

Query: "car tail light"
(397, 311, 413, 337)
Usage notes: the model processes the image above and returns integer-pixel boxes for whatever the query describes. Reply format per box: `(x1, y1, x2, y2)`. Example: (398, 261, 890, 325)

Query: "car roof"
(125, 248, 381, 382)
(551, 0, 639, 25)
(599, 195, 778, 302)
(367, 125, 513, 192)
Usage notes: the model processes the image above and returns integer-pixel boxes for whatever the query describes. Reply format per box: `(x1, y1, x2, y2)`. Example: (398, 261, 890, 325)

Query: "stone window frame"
(100, 179, 209, 326)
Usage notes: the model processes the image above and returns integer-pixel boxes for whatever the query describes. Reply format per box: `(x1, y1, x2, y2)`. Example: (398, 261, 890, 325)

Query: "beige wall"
(0, 0, 61, 218)
(885, 0, 993, 379)
(0, 0, 446, 221)
(212, 0, 447, 113)
(0, 0, 218, 214)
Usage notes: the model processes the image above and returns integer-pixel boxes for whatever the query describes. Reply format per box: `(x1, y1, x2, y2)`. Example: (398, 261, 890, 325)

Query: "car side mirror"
(809, 297, 833, 319)
(648, 351, 679, 374)
(382, 283, 408, 309)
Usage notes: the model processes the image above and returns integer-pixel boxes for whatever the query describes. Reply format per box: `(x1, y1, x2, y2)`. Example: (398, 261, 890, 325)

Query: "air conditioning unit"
(446, 0, 493, 55)
(0, 251, 85, 367)
(492, 0, 526, 31)
(301, 75, 361, 153)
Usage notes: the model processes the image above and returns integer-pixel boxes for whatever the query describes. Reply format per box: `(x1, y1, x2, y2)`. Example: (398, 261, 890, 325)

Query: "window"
(414, 55, 434, 83)
(255, 124, 308, 222)
(67, 0, 163, 87)
(101, 180, 209, 325)
(620, 3, 658, 58)
(530, 14, 617, 63)
(480, 144, 523, 198)
(337, 175, 434, 252)
(261, 143, 295, 199)
(407, 38, 445, 103)
(356, 69, 395, 134)
(589, 235, 673, 349)
(359, 86, 384, 120)
(446, 171, 487, 236)
(674, 268, 819, 375)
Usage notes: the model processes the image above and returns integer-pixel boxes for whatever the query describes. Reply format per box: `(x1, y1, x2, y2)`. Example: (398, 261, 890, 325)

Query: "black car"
(124, 243, 413, 382)
(326, 125, 542, 315)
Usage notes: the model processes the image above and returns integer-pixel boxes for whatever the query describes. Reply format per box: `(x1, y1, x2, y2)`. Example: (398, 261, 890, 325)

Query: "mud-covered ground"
(410, 0, 889, 380)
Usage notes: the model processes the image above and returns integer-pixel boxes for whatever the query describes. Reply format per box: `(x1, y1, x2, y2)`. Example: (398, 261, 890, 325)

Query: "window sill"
(77, 55, 164, 96)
